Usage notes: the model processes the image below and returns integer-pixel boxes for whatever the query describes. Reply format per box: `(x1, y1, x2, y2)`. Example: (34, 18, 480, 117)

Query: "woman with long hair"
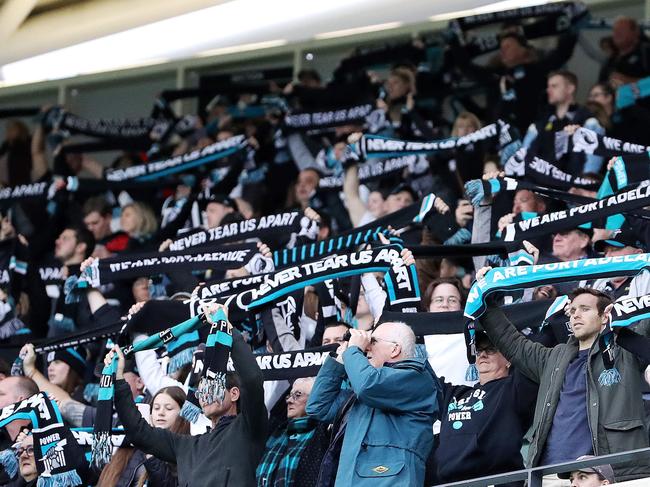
(97, 386, 190, 487)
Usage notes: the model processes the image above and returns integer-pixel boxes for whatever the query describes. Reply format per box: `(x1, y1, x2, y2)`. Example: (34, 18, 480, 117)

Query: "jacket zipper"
(534, 365, 557, 462)
(224, 467, 231, 486)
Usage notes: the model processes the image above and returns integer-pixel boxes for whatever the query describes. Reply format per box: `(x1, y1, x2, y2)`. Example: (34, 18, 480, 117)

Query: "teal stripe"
(207, 331, 233, 347)
(166, 330, 200, 353)
(136, 147, 242, 181)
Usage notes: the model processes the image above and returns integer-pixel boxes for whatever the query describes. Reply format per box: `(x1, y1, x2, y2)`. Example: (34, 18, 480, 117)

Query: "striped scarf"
(256, 417, 318, 487)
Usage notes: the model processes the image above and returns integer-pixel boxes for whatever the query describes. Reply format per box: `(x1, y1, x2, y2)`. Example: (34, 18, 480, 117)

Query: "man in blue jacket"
(306, 321, 440, 486)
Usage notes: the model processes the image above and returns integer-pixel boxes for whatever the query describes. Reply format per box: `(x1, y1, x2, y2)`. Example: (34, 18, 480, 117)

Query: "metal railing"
(437, 447, 650, 487)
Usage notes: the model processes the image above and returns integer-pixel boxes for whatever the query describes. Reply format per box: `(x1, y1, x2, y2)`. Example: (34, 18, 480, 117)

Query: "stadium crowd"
(0, 2, 650, 486)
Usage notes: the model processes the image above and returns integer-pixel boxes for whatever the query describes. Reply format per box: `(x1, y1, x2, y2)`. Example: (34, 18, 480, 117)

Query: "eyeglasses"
(476, 346, 498, 356)
(286, 391, 308, 402)
(15, 446, 34, 458)
(370, 336, 399, 346)
(432, 296, 460, 305)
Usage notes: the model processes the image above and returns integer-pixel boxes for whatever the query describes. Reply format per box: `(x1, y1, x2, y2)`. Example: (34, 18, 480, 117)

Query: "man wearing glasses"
(307, 321, 440, 486)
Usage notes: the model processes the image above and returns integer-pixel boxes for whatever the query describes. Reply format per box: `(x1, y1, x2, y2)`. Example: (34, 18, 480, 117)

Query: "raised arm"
(343, 164, 368, 227)
(306, 354, 349, 422)
(479, 302, 552, 383)
(30, 124, 49, 181)
(230, 331, 268, 439)
(343, 346, 438, 413)
(108, 346, 181, 463)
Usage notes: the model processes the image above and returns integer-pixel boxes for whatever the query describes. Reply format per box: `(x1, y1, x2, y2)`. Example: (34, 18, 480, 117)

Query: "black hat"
(204, 192, 239, 213)
(389, 182, 418, 201)
(46, 347, 87, 378)
(594, 227, 645, 253)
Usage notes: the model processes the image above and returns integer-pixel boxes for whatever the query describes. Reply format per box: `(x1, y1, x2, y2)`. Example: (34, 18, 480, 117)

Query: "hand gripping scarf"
(0, 393, 84, 487)
(464, 254, 650, 384)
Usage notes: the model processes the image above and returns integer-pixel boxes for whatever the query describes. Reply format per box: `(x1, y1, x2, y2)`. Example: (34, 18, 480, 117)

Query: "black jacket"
(114, 331, 268, 487)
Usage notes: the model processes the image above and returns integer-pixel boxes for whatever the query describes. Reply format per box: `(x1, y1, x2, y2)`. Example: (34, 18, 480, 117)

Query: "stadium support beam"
(0, 0, 37, 45)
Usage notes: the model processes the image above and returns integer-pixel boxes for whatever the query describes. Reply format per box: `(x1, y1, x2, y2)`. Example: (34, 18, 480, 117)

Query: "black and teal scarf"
(272, 194, 437, 267)
(65, 242, 258, 302)
(196, 308, 232, 406)
(350, 120, 515, 160)
(464, 254, 650, 385)
(503, 148, 600, 192)
(501, 184, 650, 241)
(169, 211, 313, 251)
(104, 135, 248, 182)
(0, 393, 84, 486)
(449, 2, 587, 58)
(284, 103, 375, 131)
(180, 345, 205, 423)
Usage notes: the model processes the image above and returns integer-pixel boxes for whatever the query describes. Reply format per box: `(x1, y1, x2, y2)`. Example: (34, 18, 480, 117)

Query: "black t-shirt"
(434, 371, 537, 483)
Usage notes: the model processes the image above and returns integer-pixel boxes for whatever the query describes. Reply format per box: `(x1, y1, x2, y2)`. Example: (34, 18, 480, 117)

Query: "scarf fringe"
(0, 448, 18, 478)
(180, 399, 202, 423)
(465, 363, 479, 382)
(91, 431, 113, 469)
(37, 469, 82, 487)
(598, 368, 622, 386)
(10, 357, 23, 377)
(168, 347, 196, 375)
(83, 383, 99, 404)
(197, 373, 227, 405)
(444, 228, 472, 246)
(464, 179, 485, 206)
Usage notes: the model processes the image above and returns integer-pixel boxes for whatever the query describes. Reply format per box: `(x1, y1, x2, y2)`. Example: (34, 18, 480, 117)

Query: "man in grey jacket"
(476, 270, 650, 483)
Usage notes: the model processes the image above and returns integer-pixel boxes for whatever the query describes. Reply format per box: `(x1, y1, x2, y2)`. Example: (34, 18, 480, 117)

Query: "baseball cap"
(594, 227, 645, 253)
(557, 455, 616, 483)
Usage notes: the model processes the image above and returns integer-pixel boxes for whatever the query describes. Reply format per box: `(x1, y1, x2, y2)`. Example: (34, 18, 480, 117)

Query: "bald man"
(307, 322, 440, 486)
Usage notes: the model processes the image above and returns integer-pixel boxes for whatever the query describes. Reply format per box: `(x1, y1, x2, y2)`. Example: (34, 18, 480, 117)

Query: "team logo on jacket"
(372, 466, 389, 473)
